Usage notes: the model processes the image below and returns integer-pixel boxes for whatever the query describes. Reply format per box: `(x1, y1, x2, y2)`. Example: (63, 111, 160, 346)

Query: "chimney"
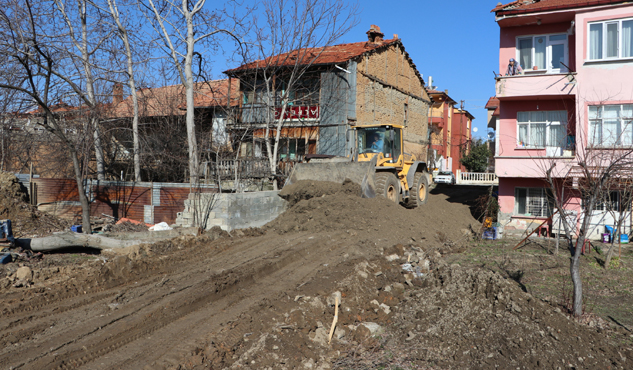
(113, 83, 123, 105)
(393, 33, 399, 40)
(366, 25, 384, 43)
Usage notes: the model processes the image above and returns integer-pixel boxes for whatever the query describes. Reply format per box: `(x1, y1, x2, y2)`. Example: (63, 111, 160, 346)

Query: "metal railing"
(204, 158, 271, 181)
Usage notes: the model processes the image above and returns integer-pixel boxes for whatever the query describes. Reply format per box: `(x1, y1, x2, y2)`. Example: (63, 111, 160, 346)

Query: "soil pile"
(202, 244, 628, 370)
(268, 180, 479, 247)
(0, 171, 68, 237)
(278, 179, 362, 206)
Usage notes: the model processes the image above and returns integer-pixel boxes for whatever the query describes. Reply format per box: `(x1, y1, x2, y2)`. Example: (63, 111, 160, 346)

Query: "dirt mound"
(268, 180, 479, 247)
(201, 244, 628, 370)
(0, 171, 68, 237)
(279, 179, 362, 206)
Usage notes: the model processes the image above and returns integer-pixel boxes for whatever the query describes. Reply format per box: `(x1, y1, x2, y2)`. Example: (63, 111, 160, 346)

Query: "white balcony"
(495, 73, 577, 99)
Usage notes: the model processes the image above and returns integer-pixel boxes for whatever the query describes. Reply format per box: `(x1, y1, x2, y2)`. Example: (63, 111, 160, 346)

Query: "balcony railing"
(203, 158, 271, 180)
(457, 171, 498, 186)
(495, 73, 577, 99)
(231, 104, 321, 125)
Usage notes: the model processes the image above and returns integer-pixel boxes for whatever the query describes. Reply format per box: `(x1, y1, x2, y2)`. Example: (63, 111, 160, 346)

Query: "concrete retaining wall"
(175, 191, 287, 231)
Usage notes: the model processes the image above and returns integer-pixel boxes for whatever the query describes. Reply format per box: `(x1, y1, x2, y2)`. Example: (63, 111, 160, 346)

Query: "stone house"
(223, 25, 431, 168)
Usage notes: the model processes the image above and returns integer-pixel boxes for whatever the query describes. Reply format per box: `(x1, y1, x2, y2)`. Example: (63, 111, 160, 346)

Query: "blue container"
(0, 219, 14, 243)
(482, 227, 498, 240)
(605, 225, 615, 235)
(0, 253, 11, 264)
(71, 225, 82, 233)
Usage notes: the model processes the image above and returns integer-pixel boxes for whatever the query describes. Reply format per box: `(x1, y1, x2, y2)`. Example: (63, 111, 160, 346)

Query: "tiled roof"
(111, 79, 238, 118)
(492, 0, 630, 15)
(485, 97, 499, 109)
(428, 90, 456, 105)
(224, 39, 399, 74)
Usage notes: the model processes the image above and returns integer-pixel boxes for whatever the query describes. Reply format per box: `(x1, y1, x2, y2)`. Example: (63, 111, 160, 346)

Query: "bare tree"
(140, 0, 246, 184)
(0, 0, 94, 232)
(104, 0, 143, 181)
(227, 0, 358, 189)
(537, 102, 633, 316)
(52, 0, 112, 180)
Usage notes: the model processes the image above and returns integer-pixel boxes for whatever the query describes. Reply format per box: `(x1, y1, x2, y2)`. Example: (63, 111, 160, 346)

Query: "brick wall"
(355, 43, 430, 160)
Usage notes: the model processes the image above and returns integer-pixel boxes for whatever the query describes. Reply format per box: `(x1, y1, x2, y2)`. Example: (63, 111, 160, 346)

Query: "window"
(515, 187, 552, 217)
(589, 104, 633, 147)
(588, 18, 633, 60)
(517, 34, 568, 72)
(403, 103, 408, 126)
(517, 111, 567, 148)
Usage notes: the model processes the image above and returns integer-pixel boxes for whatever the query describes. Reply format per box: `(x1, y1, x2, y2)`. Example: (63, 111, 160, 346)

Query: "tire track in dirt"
(2, 232, 348, 370)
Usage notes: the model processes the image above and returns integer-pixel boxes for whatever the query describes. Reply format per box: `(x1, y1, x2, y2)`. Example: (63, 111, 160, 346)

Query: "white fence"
(457, 171, 498, 186)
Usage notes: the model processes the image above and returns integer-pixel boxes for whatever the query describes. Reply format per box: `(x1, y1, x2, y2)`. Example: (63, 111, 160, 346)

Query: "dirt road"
(0, 183, 630, 369)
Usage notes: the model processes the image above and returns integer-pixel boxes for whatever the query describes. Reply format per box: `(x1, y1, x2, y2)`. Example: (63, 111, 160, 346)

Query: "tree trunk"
(185, 15, 199, 184)
(570, 243, 583, 316)
(106, 0, 140, 182)
(70, 147, 92, 234)
(92, 120, 106, 180)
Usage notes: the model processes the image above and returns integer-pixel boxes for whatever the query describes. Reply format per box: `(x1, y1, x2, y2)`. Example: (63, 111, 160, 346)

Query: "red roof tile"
(493, 0, 629, 15)
(428, 90, 456, 105)
(485, 97, 499, 109)
(225, 40, 399, 74)
(111, 79, 238, 118)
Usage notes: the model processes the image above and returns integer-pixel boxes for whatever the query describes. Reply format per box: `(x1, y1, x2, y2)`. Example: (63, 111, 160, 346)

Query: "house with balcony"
(427, 89, 456, 172)
(223, 25, 431, 173)
(492, 0, 633, 239)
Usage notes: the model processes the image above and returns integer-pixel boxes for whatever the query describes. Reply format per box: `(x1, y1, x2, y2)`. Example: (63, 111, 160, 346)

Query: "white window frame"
(515, 187, 551, 217)
(516, 110, 568, 149)
(589, 104, 633, 147)
(516, 33, 569, 74)
(587, 17, 633, 61)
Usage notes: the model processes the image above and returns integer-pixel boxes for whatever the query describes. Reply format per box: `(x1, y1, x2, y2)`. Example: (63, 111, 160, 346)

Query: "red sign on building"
(274, 105, 319, 120)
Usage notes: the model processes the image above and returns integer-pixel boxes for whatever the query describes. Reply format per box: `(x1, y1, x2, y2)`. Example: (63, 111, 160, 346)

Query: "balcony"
(495, 73, 577, 100)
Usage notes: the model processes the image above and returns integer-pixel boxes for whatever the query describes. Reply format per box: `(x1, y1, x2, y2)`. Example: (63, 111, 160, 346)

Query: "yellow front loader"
(286, 124, 430, 208)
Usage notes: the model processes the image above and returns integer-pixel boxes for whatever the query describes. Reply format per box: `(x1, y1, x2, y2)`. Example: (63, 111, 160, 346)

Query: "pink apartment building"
(492, 0, 633, 239)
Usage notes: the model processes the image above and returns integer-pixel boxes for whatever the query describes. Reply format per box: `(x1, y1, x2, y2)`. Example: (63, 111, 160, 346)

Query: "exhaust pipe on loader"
(285, 156, 378, 198)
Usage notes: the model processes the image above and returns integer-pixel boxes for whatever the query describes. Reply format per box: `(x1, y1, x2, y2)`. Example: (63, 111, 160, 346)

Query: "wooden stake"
(327, 296, 339, 344)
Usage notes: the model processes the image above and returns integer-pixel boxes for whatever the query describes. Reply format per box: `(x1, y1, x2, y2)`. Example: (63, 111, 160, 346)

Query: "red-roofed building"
(223, 25, 431, 168)
(426, 89, 474, 175)
(107, 79, 240, 181)
(491, 0, 633, 238)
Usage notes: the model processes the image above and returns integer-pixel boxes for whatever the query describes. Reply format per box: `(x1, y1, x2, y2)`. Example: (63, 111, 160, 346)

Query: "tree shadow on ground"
(430, 184, 494, 221)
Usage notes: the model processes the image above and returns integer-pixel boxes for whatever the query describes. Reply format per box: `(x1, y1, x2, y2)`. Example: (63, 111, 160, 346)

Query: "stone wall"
(176, 191, 287, 231)
(355, 43, 430, 160)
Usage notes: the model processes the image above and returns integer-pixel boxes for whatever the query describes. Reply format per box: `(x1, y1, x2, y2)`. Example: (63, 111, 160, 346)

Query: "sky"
(209, 0, 502, 140)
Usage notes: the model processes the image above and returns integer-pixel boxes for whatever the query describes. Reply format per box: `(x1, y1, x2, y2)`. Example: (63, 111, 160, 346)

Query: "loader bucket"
(285, 156, 377, 198)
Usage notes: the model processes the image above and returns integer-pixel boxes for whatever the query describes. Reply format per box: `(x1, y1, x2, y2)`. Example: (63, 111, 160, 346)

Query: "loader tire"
(375, 172, 400, 204)
(407, 172, 428, 208)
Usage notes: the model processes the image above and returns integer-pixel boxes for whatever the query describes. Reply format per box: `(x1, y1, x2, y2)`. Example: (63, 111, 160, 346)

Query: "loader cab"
(356, 126, 402, 162)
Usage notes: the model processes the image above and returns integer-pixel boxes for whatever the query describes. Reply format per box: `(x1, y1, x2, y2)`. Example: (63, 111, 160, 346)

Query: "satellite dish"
(473, 127, 478, 133)
(487, 131, 495, 139)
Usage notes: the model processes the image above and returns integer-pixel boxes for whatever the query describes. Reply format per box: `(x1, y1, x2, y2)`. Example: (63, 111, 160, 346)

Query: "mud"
(0, 181, 629, 369)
